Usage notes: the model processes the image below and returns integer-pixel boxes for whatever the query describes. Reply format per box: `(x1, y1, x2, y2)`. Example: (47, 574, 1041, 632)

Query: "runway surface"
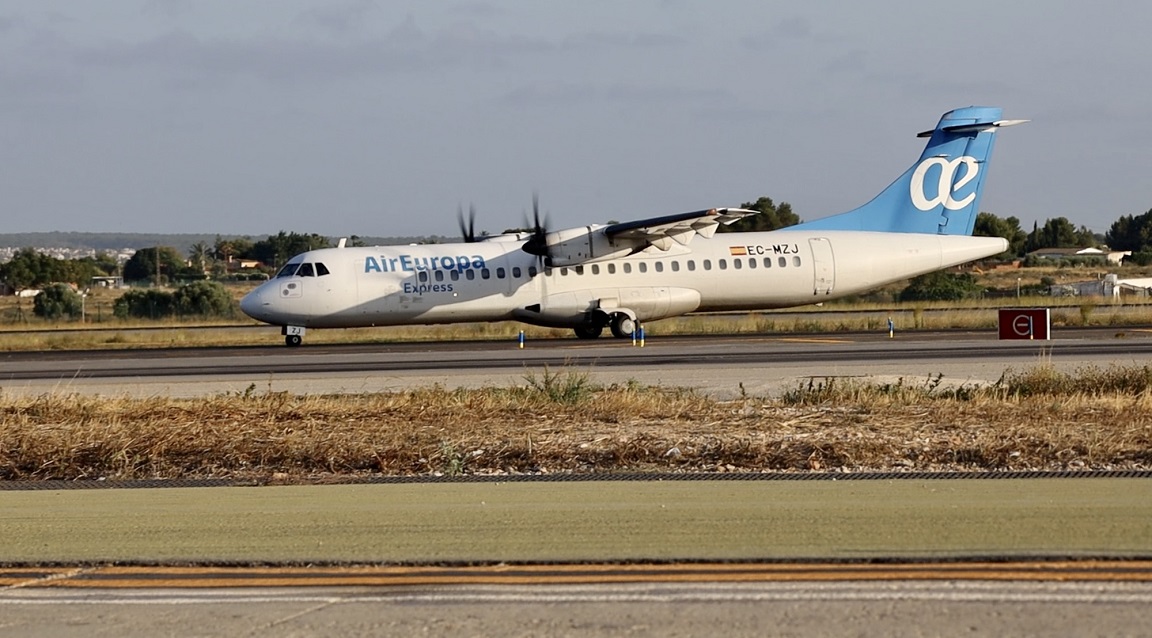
(4, 580, 1152, 637)
(4, 328, 1152, 398)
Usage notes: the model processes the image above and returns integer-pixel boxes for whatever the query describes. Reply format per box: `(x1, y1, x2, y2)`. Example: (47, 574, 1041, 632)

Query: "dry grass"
(2, 366, 1151, 481)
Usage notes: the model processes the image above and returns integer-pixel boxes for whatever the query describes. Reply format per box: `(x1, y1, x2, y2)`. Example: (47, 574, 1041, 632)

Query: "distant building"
(1049, 274, 1152, 298)
(91, 276, 125, 289)
(1027, 247, 1130, 264)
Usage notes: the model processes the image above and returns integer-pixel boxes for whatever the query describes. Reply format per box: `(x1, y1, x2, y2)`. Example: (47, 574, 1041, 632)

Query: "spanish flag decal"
(729, 246, 748, 256)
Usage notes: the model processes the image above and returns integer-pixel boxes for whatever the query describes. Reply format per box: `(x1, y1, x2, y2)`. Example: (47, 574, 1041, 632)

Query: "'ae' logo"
(909, 156, 979, 211)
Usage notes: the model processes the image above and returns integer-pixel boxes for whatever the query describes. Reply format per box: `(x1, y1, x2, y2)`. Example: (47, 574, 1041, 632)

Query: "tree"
(1025, 217, 1096, 252)
(33, 284, 84, 320)
(973, 212, 1027, 258)
(249, 232, 332, 269)
(899, 271, 983, 302)
(1106, 209, 1152, 252)
(122, 247, 186, 284)
(717, 197, 800, 233)
(0, 248, 98, 291)
(87, 252, 121, 276)
(188, 241, 213, 274)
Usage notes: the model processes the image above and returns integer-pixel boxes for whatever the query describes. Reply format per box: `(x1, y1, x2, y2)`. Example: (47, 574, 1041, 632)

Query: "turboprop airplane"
(241, 106, 1025, 346)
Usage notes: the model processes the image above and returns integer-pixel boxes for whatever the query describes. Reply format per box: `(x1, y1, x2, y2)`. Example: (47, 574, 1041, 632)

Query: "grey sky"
(1, 1, 1148, 238)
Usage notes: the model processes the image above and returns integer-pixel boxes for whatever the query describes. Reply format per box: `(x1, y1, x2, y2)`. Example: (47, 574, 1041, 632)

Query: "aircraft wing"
(602, 208, 758, 251)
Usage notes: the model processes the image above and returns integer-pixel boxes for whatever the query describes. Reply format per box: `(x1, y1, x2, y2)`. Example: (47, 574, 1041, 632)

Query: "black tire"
(573, 324, 603, 339)
(610, 314, 637, 339)
(285, 334, 303, 347)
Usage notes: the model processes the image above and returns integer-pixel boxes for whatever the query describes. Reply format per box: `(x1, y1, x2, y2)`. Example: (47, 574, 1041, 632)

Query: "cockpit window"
(298, 263, 315, 277)
(315, 262, 330, 276)
(276, 263, 301, 278)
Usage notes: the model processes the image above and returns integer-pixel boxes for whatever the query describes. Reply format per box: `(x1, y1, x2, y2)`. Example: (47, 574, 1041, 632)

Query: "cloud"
(563, 31, 685, 50)
(502, 82, 729, 108)
(293, 0, 379, 36)
(141, 0, 193, 19)
(450, 3, 504, 19)
(73, 21, 554, 84)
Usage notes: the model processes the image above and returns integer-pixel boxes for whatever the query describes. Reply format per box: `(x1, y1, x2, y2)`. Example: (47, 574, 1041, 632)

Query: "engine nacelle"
(542, 225, 635, 267)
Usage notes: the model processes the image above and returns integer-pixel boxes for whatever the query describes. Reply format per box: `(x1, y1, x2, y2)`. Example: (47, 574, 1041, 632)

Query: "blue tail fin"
(789, 106, 1025, 235)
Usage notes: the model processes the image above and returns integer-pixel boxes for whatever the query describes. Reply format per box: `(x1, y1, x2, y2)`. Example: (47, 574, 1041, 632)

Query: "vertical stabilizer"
(788, 106, 1026, 235)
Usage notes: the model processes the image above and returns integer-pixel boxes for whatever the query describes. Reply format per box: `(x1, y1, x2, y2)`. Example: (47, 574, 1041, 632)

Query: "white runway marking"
(4, 581, 1152, 606)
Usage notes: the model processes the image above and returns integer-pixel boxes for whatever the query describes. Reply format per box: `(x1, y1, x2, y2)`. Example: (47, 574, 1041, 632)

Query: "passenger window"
(719, 259, 727, 270)
(778, 257, 787, 268)
(608, 263, 616, 274)
(764, 257, 772, 268)
(466, 270, 476, 280)
(560, 267, 569, 276)
(434, 270, 444, 282)
(655, 262, 664, 272)
(315, 262, 330, 276)
(623, 263, 632, 274)
(450, 270, 460, 281)
(638, 262, 647, 273)
(497, 267, 506, 278)
(703, 259, 712, 271)
(687, 260, 696, 272)
(512, 266, 522, 278)
(747, 258, 756, 269)
(575, 266, 584, 275)
(793, 256, 802, 267)
(481, 268, 491, 279)
(733, 259, 742, 270)
(528, 266, 538, 277)
(671, 261, 680, 272)
(418, 271, 429, 282)
(592, 264, 600, 275)
(277, 263, 300, 278)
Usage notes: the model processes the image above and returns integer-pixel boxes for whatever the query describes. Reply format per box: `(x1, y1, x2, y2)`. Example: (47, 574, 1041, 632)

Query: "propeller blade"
(457, 203, 478, 243)
(521, 193, 551, 259)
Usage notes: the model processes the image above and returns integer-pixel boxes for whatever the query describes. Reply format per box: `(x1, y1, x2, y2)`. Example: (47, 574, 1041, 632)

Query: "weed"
(522, 365, 599, 405)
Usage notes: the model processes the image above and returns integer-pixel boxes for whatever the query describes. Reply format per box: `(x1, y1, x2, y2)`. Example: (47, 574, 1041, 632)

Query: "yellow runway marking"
(10, 561, 1152, 589)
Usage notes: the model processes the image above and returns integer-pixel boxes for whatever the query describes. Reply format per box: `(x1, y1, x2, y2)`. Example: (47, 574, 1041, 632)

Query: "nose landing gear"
(282, 326, 306, 347)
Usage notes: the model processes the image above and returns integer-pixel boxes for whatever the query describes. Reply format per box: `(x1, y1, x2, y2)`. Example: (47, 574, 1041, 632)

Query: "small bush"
(33, 284, 83, 320)
(114, 288, 174, 319)
(173, 281, 236, 318)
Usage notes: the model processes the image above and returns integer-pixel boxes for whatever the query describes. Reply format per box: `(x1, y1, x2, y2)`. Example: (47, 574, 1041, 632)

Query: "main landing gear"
(572, 312, 640, 340)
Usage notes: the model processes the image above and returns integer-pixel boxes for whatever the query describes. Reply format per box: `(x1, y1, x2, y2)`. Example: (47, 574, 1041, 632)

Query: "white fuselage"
(240, 230, 1007, 331)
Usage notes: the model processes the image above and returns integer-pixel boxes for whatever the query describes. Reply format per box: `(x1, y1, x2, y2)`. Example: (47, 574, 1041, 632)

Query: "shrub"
(32, 284, 83, 320)
(899, 271, 983, 302)
(114, 289, 175, 319)
(173, 281, 236, 318)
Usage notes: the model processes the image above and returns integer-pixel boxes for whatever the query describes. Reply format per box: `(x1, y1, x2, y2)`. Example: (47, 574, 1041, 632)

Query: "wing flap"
(604, 208, 757, 249)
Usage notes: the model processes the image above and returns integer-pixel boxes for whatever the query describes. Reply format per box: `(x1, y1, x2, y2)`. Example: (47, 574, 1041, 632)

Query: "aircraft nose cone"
(239, 286, 268, 322)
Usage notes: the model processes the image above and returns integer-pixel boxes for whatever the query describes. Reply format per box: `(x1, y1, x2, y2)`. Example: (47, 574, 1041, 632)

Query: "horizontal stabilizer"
(917, 118, 1030, 138)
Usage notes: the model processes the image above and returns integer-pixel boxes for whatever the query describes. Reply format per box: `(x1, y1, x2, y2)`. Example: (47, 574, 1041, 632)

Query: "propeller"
(457, 203, 479, 243)
(520, 193, 552, 265)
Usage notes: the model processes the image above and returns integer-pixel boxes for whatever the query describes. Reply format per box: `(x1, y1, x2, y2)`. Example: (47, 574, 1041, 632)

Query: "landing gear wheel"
(610, 314, 637, 339)
(285, 334, 303, 347)
(573, 324, 603, 339)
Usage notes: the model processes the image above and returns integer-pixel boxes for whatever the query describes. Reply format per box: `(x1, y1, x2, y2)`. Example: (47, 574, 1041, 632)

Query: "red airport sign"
(998, 308, 1050, 340)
